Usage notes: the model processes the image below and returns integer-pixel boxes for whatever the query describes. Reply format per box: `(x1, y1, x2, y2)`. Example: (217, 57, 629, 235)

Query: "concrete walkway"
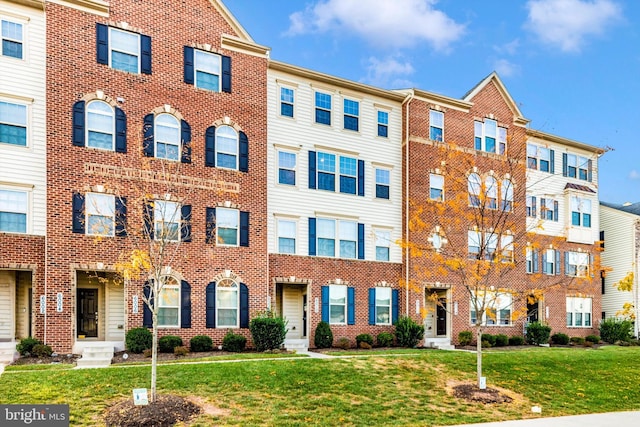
(448, 411, 640, 427)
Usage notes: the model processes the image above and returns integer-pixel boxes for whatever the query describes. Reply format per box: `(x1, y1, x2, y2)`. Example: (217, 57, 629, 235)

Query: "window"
(154, 200, 180, 242)
(578, 157, 589, 181)
(430, 174, 444, 201)
(193, 49, 221, 91)
(317, 218, 335, 257)
(312, 218, 363, 259)
(375, 287, 391, 325)
(86, 101, 114, 150)
(375, 230, 391, 261)
(500, 234, 513, 263)
(429, 229, 446, 252)
(74, 100, 126, 152)
(485, 233, 498, 261)
(155, 114, 180, 161)
(310, 151, 363, 195)
(468, 230, 481, 259)
(0, 189, 27, 233)
(563, 154, 591, 181)
(339, 156, 357, 194)
(566, 297, 592, 327)
(339, 221, 357, 259)
(429, 110, 443, 142)
(280, 87, 294, 117)
(468, 230, 502, 261)
(566, 251, 589, 277)
(277, 151, 296, 185)
(498, 127, 507, 155)
(216, 126, 238, 169)
(375, 168, 390, 199)
(526, 196, 537, 217)
(471, 291, 512, 326)
(158, 277, 180, 327)
(317, 152, 336, 191)
(277, 219, 296, 254)
(217, 207, 239, 246)
(0, 100, 27, 146)
(109, 27, 140, 73)
(315, 92, 331, 125)
(542, 249, 558, 275)
(343, 99, 359, 131)
(571, 196, 591, 227)
(329, 285, 347, 324)
(1, 19, 23, 59)
(377, 110, 388, 137)
(475, 119, 506, 154)
(540, 198, 558, 221)
(527, 144, 553, 172)
(501, 179, 513, 212)
(485, 176, 497, 209)
(526, 247, 539, 274)
(216, 278, 239, 327)
(468, 173, 481, 207)
(85, 193, 114, 236)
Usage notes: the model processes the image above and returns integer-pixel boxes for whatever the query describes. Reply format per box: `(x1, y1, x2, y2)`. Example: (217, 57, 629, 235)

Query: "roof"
(463, 72, 529, 126)
(565, 183, 596, 193)
(527, 129, 605, 155)
(601, 201, 640, 216)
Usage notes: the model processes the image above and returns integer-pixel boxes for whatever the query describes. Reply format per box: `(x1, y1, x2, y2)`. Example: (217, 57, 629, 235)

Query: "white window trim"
(276, 149, 297, 187)
(85, 100, 115, 151)
(343, 97, 359, 132)
(85, 192, 115, 237)
(429, 110, 444, 142)
(374, 167, 391, 199)
(376, 109, 389, 138)
(1, 16, 25, 61)
(157, 277, 180, 328)
(216, 207, 239, 247)
(567, 251, 589, 278)
(0, 185, 30, 234)
(374, 228, 392, 262)
(154, 200, 181, 242)
(276, 217, 297, 255)
(215, 125, 239, 171)
(314, 90, 332, 126)
(278, 85, 296, 118)
(154, 114, 181, 162)
(430, 173, 444, 201)
(566, 296, 592, 328)
(108, 27, 140, 74)
(216, 278, 239, 328)
(329, 284, 347, 325)
(375, 287, 392, 325)
(0, 96, 30, 148)
(471, 291, 513, 326)
(194, 49, 221, 92)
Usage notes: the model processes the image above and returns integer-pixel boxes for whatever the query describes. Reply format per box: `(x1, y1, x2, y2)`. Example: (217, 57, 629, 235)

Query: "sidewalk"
(448, 411, 640, 427)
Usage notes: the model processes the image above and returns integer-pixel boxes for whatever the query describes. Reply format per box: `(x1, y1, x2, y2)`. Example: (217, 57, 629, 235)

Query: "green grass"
(1, 346, 639, 426)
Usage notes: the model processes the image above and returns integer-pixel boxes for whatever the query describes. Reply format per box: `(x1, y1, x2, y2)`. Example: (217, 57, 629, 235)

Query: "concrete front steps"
(424, 337, 455, 350)
(75, 344, 114, 368)
(284, 338, 309, 352)
(0, 342, 19, 364)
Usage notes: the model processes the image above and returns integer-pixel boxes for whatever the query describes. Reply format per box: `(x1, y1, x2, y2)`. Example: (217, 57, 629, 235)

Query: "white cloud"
(493, 59, 519, 77)
(629, 170, 640, 180)
(493, 39, 520, 55)
(361, 56, 415, 88)
(525, 0, 622, 52)
(286, 0, 465, 51)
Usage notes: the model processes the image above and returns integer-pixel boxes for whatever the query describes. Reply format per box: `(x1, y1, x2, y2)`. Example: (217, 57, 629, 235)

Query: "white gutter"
(402, 91, 414, 316)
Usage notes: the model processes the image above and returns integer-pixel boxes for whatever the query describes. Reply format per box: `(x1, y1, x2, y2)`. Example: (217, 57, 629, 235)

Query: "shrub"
(494, 334, 509, 347)
(336, 337, 351, 350)
(585, 335, 600, 344)
(359, 342, 372, 350)
(458, 331, 473, 346)
(190, 335, 213, 352)
(395, 316, 425, 348)
(551, 333, 570, 345)
(32, 344, 53, 358)
(143, 349, 152, 358)
(222, 331, 246, 352)
(125, 327, 152, 354)
(481, 333, 496, 347)
(570, 336, 585, 346)
(249, 311, 287, 352)
(376, 332, 394, 347)
(509, 336, 524, 346)
(158, 335, 183, 353)
(584, 341, 594, 348)
(600, 318, 633, 344)
(17, 337, 42, 356)
(481, 339, 492, 348)
(356, 334, 374, 347)
(314, 321, 333, 349)
(526, 322, 551, 345)
(174, 346, 189, 356)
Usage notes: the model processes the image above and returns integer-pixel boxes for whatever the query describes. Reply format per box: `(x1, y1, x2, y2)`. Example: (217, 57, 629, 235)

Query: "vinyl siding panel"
(282, 285, 303, 339)
(106, 283, 125, 341)
(0, 271, 15, 340)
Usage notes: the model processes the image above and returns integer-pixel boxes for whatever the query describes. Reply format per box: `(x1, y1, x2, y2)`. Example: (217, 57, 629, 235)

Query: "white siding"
(282, 285, 302, 339)
(106, 283, 125, 341)
(15, 272, 29, 338)
(0, 271, 15, 340)
(267, 69, 403, 263)
(0, 1, 46, 235)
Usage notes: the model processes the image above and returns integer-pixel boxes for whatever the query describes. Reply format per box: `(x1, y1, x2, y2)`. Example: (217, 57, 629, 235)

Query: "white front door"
(0, 272, 16, 341)
(282, 286, 303, 339)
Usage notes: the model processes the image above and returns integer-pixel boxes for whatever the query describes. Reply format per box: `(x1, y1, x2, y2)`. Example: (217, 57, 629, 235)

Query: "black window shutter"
(205, 126, 216, 167)
(140, 34, 152, 74)
(554, 201, 559, 221)
(308, 151, 316, 189)
(183, 46, 194, 85)
(555, 250, 561, 276)
(357, 159, 365, 196)
(72, 192, 85, 234)
(180, 280, 191, 328)
(368, 288, 376, 325)
(72, 101, 86, 147)
(143, 114, 154, 157)
(181, 119, 191, 164)
(392, 290, 399, 324)
(357, 223, 365, 260)
(532, 196, 537, 217)
(239, 131, 249, 172)
(205, 282, 216, 328)
(205, 207, 216, 244)
(564, 251, 570, 275)
(308, 218, 316, 256)
(240, 283, 249, 328)
(144, 201, 154, 239)
(221, 55, 232, 93)
(240, 211, 249, 247)
(550, 149, 555, 174)
(562, 153, 568, 177)
(115, 106, 127, 153)
(321, 286, 329, 322)
(533, 249, 539, 273)
(347, 287, 355, 325)
(181, 204, 192, 242)
(143, 283, 152, 328)
(115, 196, 127, 237)
(96, 23, 108, 65)
(587, 159, 593, 182)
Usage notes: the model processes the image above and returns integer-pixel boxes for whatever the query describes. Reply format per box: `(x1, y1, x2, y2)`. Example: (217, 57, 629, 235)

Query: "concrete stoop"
(424, 338, 455, 351)
(75, 344, 114, 368)
(0, 343, 19, 364)
(284, 339, 309, 352)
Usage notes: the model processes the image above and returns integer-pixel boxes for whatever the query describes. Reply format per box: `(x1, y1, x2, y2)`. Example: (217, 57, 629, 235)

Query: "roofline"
(48, 0, 108, 16)
(394, 88, 472, 112)
(209, 0, 254, 43)
(527, 129, 605, 154)
(463, 72, 530, 126)
(600, 202, 640, 218)
(269, 60, 407, 102)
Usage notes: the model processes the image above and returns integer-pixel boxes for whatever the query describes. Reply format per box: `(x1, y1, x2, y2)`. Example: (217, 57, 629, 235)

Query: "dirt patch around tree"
(104, 394, 202, 427)
(447, 380, 514, 404)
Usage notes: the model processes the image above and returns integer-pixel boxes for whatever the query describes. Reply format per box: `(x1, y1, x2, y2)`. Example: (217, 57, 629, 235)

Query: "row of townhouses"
(1, 0, 632, 359)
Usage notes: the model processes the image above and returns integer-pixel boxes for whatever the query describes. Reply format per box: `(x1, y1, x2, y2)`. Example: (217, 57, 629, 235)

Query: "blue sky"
(224, 0, 639, 204)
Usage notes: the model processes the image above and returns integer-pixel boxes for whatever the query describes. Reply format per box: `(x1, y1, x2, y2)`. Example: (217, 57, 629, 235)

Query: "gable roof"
(601, 201, 640, 216)
(210, 0, 254, 43)
(463, 72, 529, 126)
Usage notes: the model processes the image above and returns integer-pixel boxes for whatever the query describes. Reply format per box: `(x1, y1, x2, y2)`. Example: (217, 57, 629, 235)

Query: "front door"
(436, 298, 447, 336)
(77, 289, 98, 338)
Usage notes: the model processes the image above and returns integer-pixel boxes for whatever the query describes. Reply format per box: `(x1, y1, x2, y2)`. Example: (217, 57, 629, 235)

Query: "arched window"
(155, 113, 180, 161)
(158, 276, 180, 327)
(86, 100, 114, 149)
(485, 176, 497, 209)
(501, 179, 513, 212)
(216, 278, 239, 327)
(216, 125, 238, 169)
(468, 173, 481, 207)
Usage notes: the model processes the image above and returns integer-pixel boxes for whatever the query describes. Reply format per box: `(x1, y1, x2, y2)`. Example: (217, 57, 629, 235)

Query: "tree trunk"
(476, 326, 483, 388)
(151, 312, 158, 402)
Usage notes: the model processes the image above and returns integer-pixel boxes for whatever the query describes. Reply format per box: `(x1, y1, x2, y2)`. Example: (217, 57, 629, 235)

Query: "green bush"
(222, 332, 247, 352)
(189, 335, 213, 352)
(17, 337, 42, 356)
(481, 333, 496, 346)
(600, 318, 633, 344)
(481, 339, 492, 348)
(395, 316, 424, 348)
(494, 334, 509, 347)
(551, 333, 570, 345)
(174, 346, 189, 356)
(336, 337, 351, 349)
(585, 335, 600, 344)
(356, 334, 374, 347)
(570, 336, 585, 346)
(526, 322, 551, 345)
(509, 336, 524, 346)
(125, 327, 153, 354)
(158, 335, 183, 353)
(32, 344, 53, 358)
(249, 311, 287, 352)
(376, 332, 394, 347)
(359, 341, 372, 349)
(458, 331, 473, 346)
(314, 321, 333, 349)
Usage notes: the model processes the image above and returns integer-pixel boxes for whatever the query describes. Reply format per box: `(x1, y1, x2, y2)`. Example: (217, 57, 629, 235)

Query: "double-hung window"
(155, 114, 180, 161)
(280, 87, 294, 117)
(154, 200, 180, 242)
(0, 189, 27, 233)
(485, 233, 498, 261)
(468, 173, 481, 207)
(540, 198, 559, 221)
(109, 27, 140, 73)
(566, 251, 589, 277)
(317, 152, 336, 191)
(216, 278, 239, 327)
(526, 247, 538, 274)
(329, 285, 347, 324)
(474, 119, 506, 154)
(501, 179, 513, 212)
(317, 218, 336, 257)
(339, 221, 357, 259)
(375, 287, 392, 324)
(194, 50, 221, 91)
(471, 291, 512, 326)
(158, 277, 180, 327)
(377, 110, 388, 137)
(430, 174, 444, 201)
(375, 168, 390, 199)
(538, 147, 552, 172)
(277, 150, 296, 185)
(429, 110, 444, 141)
(315, 92, 332, 125)
(566, 297, 592, 327)
(0, 100, 27, 146)
(563, 152, 591, 181)
(277, 219, 296, 254)
(86, 100, 114, 150)
(542, 249, 557, 275)
(500, 234, 513, 263)
(571, 196, 591, 227)
(339, 156, 357, 194)
(578, 156, 589, 180)
(526, 196, 537, 217)
(85, 193, 115, 236)
(375, 229, 391, 261)
(566, 154, 578, 178)
(343, 99, 359, 131)
(1, 19, 23, 59)
(485, 176, 497, 209)
(468, 230, 481, 259)
(216, 126, 238, 170)
(217, 207, 239, 246)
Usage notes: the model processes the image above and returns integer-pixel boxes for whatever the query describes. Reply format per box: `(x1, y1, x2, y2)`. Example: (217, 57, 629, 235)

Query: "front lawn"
(1, 346, 639, 426)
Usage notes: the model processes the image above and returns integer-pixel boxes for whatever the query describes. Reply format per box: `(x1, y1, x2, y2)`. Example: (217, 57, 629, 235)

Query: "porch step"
(75, 345, 114, 368)
(284, 339, 309, 352)
(0, 343, 19, 364)
(424, 338, 455, 351)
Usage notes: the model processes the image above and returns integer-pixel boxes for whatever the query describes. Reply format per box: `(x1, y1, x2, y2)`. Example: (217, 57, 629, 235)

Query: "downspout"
(402, 91, 414, 316)
(635, 219, 640, 338)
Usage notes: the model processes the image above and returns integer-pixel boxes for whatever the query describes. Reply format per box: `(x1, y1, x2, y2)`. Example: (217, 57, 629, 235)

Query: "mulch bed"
(10, 353, 80, 365)
(104, 394, 201, 427)
(452, 383, 513, 404)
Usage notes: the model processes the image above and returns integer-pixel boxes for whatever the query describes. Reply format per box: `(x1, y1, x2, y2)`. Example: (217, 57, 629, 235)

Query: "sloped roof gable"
(463, 72, 529, 126)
